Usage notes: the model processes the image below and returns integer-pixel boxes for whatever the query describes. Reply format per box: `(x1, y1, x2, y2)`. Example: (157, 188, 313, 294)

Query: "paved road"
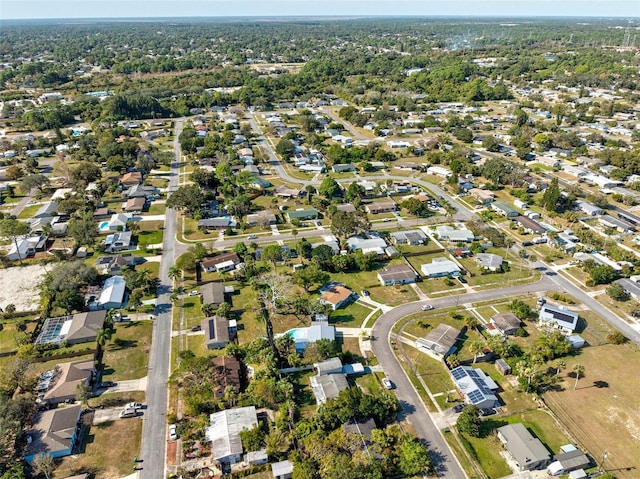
(319, 106, 368, 140)
(535, 261, 640, 344)
(371, 277, 555, 479)
(139, 118, 183, 479)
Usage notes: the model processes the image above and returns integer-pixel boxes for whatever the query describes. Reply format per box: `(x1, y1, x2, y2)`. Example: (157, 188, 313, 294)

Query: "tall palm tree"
(573, 363, 585, 390)
(469, 341, 485, 364)
(554, 359, 565, 376)
(463, 316, 480, 333)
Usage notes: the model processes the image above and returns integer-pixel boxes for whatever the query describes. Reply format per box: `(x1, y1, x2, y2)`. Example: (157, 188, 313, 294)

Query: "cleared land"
(0, 264, 46, 311)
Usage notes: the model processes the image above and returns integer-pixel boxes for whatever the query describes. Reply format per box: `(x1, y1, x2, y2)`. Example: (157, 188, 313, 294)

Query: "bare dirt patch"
(0, 264, 45, 312)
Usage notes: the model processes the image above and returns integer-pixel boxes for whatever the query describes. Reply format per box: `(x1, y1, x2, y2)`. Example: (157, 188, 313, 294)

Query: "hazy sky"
(2, 1, 639, 20)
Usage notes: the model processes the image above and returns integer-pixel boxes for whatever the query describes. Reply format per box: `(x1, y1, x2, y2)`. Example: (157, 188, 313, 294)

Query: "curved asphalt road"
(371, 277, 556, 479)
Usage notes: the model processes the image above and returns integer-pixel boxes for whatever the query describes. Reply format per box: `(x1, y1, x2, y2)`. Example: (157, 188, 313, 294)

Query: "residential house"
(377, 264, 418, 286)
(332, 163, 356, 173)
(288, 320, 336, 353)
(492, 201, 520, 218)
(24, 405, 82, 462)
(287, 208, 318, 222)
(40, 360, 94, 405)
(365, 202, 396, 214)
(320, 284, 355, 310)
(313, 357, 344, 376)
(343, 417, 377, 442)
(470, 188, 495, 204)
(271, 460, 294, 479)
(97, 275, 126, 310)
(244, 449, 268, 467)
(391, 229, 427, 245)
(104, 213, 130, 230)
(103, 231, 132, 253)
(416, 324, 460, 358)
(202, 316, 231, 350)
(201, 252, 242, 273)
(211, 355, 241, 398)
(394, 162, 420, 171)
(547, 447, 590, 476)
(436, 225, 475, 243)
(310, 370, 349, 405)
(336, 204, 357, 213)
(346, 235, 389, 256)
(599, 214, 635, 233)
(201, 282, 227, 309)
(490, 313, 521, 336)
(8, 236, 47, 260)
(205, 406, 258, 464)
(198, 217, 237, 230)
(96, 254, 136, 274)
(514, 215, 546, 235)
(274, 185, 302, 198)
(34, 201, 58, 218)
(120, 171, 142, 187)
(450, 366, 500, 410)
(124, 184, 156, 198)
(246, 210, 277, 226)
(539, 303, 579, 333)
(124, 197, 146, 213)
(420, 258, 461, 278)
(476, 253, 505, 271)
(36, 311, 106, 346)
(311, 238, 340, 255)
(426, 166, 452, 178)
(614, 278, 640, 300)
(497, 423, 551, 471)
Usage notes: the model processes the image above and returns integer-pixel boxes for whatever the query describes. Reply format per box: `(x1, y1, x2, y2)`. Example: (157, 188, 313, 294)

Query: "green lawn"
(17, 204, 41, 219)
(101, 321, 152, 381)
(329, 302, 373, 328)
(147, 203, 167, 215)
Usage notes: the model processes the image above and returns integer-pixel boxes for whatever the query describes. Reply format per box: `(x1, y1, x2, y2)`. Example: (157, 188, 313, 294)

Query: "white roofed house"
(205, 406, 258, 464)
(475, 253, 505, 272)
(436, 225, 474, 243)
(34, 201, 58, 218)
(539, 303, 579, 334)
(103, 231, 132, 253)
(96, 276, 126, 310)
(105, 213, 130, 230)
(421, 258, 461, 278)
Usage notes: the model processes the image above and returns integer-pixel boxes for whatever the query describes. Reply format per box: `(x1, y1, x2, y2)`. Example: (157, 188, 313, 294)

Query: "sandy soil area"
(0, 264, 46, 312)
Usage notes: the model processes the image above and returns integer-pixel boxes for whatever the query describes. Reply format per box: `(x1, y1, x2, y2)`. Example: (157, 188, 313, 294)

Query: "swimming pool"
(286, 328, 307, 340)
(99, 221, 110, 230)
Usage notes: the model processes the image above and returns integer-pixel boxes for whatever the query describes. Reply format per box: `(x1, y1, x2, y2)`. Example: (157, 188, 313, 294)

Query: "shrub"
(606, 331, 628, 345)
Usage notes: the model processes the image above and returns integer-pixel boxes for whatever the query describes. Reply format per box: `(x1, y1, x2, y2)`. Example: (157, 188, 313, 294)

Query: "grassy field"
(101, 321, 152, 381)
(137, 220, 165, 245)
(55, 418, 143, 479)
(543, 340, 640, 477)
(16, 204, 41, 219)
(329, 302, 374, 328)
(147, 202, 167, 215)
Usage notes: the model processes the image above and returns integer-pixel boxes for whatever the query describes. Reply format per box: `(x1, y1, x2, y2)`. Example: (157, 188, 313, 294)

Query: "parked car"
(190, 325, 201, 332)
(169, 424, 178, 440)
(361, 289, 370, 297)
(421, 304, 434, 311)
(457, 276, 467, 284)
(119, 408, 137, 418)
(126, 402, 143, 410)
(188, 290, 200, 296)
(381, 378, 393, 390)
(97, 381, 116, 388)
(453, 404, 465, 413)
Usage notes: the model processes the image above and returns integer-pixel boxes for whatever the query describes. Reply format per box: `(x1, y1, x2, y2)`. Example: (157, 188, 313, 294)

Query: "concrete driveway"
(98, 376, 148, 394)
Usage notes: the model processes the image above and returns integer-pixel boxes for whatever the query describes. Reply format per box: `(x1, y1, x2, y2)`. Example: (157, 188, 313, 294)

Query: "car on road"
(453, 404, 465, 413)
(97, 381, 116, 388)
(421, 304, 434, 311)
(361, 289, 370, 297)
(381, 378, 393, 390)
(169, 424, 178, 440)
(382, 218, 392, 222)
(247, 234, 258, 239)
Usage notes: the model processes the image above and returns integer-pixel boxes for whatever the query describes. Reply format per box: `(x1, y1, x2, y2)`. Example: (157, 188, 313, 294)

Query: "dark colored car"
(98, 381, 116, 388)
(453, 404, 465, 413)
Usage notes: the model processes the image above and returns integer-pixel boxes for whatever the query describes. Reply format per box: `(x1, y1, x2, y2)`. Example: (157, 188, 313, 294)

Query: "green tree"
(261, 244, 284, 271)
(540, 177, 561, 212)
(397, 437, 432, 476)
(293, 263, 330, 293)
(573, 363, 585, 390)
(318, 177, 341, 198)
(67, 213, 98, 248)
(482, 135, 500, 152)
(275, 138, 295, 160)
(166, 184, 205, 216)
(606, 282, 630, 301)
(456, 405, 481, 437)
(0, 218, 29, 265)
(469, 341, 484, 364)
(19, 174, 49, 194)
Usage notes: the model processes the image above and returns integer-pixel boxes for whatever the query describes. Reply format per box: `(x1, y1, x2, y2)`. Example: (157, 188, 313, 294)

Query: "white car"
(126, 402, 143, 410)
(382, 378, 393, 390)
(421, 304, 434, 311)
(188, 290, 200, 297)
(248, 234, 258, 239)
(169, 424, 178, 440)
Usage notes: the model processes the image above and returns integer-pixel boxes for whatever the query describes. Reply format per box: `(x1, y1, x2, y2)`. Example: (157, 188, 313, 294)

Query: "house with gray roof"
(272, 460, 294, 479)
(205, 407, 258, 464)
(202, 316, 231, 349)
(416, 324, 460, 358)
(492, 201, 519, 218)
(36, 311, 106, 346)
(391, 229, 427, 245)
(490, 312, 521, 336)
(377, 264, 418, 286)
(497, 423, 551, 471)
(450, 366, 500, 410)
(475, 253, 505, 271)
(287, 208, 318, 221)
(24, 405, 82, 462)
(34, 201, 58, 218)
(310, 372, 349, 404)
(201, 282, 226, 308)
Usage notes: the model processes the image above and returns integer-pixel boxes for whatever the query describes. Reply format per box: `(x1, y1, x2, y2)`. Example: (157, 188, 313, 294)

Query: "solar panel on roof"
(452, 368, 466, 380)
(552, 311, 576, 323)
(468, 390, 485, 403)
